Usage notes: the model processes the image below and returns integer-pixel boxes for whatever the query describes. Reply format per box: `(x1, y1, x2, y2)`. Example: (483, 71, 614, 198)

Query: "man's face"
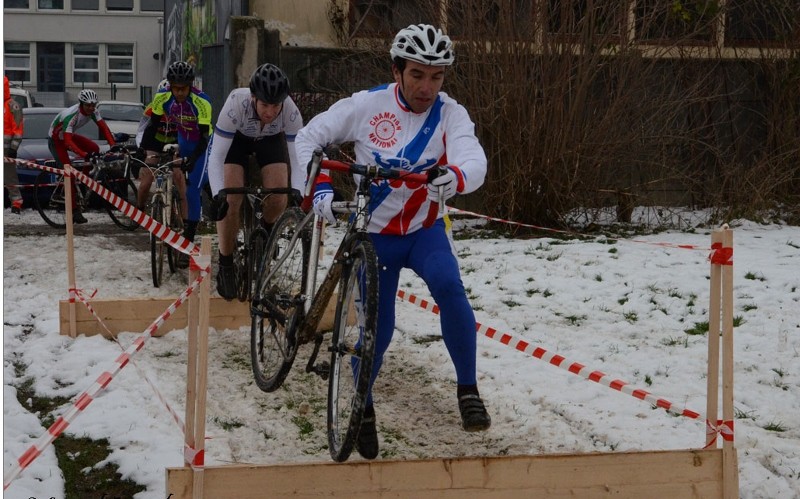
(171, 84, 191, 103)
(254, 98, 282, 125)
(79, 102, 96, 115)
(393, 60, 446, 114)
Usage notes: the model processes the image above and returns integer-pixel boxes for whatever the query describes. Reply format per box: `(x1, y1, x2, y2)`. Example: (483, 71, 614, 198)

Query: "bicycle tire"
(234, 196, 254, 302)
(98, 171, 139, 231)
(327, 235, 379, 462)
(250, 207, 308, 392)
(150, 199, 166, 287)
(33, 170, 68, 229)
(166, 187, 184, 273)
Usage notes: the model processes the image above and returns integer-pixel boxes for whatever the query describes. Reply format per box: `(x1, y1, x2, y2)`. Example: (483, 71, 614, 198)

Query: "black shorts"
(226, 131, 289, 168)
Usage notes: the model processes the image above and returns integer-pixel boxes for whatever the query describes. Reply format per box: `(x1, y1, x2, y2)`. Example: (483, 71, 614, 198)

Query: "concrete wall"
(249, 0, 339, 47)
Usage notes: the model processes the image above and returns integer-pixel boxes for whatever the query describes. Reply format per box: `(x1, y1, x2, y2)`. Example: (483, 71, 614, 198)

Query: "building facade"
(4, 0, 165, 106)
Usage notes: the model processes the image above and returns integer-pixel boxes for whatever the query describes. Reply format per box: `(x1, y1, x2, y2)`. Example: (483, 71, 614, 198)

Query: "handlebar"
(305, 148, 444, 228)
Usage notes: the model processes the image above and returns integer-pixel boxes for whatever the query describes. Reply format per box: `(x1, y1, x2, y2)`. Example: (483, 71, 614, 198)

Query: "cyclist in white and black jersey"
(205, 63, 304, 300)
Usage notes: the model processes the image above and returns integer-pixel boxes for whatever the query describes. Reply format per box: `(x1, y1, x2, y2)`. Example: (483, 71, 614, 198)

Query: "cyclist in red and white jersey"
(48, 89, 117, 223)
(295, 24, 490, 460)
(206, 63, 304, 300)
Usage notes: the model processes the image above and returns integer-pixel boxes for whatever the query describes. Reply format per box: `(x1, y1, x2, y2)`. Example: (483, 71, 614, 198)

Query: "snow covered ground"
(3, 207, 799, 498)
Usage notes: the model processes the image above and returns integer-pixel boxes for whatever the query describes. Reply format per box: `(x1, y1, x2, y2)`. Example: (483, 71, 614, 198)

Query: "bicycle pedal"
(312, 362, 330, 380)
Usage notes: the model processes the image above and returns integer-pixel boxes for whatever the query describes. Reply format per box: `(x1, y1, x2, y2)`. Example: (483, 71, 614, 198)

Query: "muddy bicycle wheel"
(327, 235, 378, 462)
(250, 207, 308, 392)
(33, 170, 68, 229)
(150, 199, 166, 287)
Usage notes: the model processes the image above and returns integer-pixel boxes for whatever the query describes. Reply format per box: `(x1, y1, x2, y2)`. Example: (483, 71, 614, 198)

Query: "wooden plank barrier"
(166, 448, 727, 498)
(58, 296, 250, 337)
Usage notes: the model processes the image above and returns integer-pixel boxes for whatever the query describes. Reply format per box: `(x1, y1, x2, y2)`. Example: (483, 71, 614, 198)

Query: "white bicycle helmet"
(78, 89, 99, 104)
(390, 24, 454, 67)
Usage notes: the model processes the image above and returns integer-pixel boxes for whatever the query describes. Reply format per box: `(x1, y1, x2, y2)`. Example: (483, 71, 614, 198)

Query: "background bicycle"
(32, 150, 138, 230)
(249, 150, 439, 462)
(127, 146, 186, 288)
(215, 185, 298, 302)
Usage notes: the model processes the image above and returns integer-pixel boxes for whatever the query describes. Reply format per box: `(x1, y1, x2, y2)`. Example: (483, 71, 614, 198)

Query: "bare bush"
(319, 0, 799, 229)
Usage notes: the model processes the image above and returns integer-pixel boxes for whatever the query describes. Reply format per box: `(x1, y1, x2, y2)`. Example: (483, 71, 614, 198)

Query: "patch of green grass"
(594, 274, 603, 282)
(742, 303, 758, 312)
(744, 271, 766, 282)
(292, 416, 316, 439)
(546, 252, 562, 262)
(13, 366, 144, 498)
(762, 421, 787, 432)
(608, 247, 618, 254)
(502, 299, 522, 308)
(623, 311, 638, 324)
(565, 314, 587, 326)
(661, 336, 689, 347)
(644, 374, 653, 386)
(618, 296, 629, 306)
(684, 321, 710, 336)
(734, 407, 757, 420)
(542, 289, 553, 298)
(212, 416, 245, 431)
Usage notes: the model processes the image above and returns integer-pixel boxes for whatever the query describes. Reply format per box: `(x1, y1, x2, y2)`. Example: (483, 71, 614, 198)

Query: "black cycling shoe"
(216, 263, 236, 301)
(458, 393, 491, 432)
(176, 252, 190, 269)
(356, 406, 379, 460)
(73, 211, 88, 224)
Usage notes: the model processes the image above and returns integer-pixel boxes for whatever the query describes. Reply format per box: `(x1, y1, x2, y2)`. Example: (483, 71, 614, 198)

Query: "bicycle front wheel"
(150, 199, 166, 287)
(33, 170, 67, 229)
(98, 171, 139, 231)
(250, 207, 308, 392)
(327, 235, 379, 462)
(166, 188, 184, 273)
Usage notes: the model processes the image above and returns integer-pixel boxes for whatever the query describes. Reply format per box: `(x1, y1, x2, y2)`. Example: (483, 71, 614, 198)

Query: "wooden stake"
(184, 248, 199, 468)
(64, 165, 77, 338)
(705, 228, 723, 448)
(192, 236, 211, 499)
(720, 227, 739, 499)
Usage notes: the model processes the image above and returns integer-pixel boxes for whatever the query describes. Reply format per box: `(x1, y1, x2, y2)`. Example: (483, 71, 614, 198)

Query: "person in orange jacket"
(4, 76, 25, 214)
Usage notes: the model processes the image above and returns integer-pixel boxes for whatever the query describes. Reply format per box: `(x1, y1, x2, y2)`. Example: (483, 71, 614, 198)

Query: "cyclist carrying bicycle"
(139, 61, 211, 266)
(295, 24, 490, 459)
(206, 63, 304, 300)
(48, 89, 118, 224)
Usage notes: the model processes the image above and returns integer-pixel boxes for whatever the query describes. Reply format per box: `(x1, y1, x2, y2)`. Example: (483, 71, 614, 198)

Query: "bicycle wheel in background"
(250, 207, 308, 393)
(97, 171, 139, 231)
(234, 196, 255, 302)
(33, 171, 67, 229)
(166, 187, 184, 273)
(327, 235, 379, 462)
(150, 199, 167, 287)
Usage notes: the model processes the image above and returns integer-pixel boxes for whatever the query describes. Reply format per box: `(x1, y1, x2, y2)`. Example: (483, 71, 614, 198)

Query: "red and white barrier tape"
(704, 419, 734, 448)
(3, 264, 211, 490)
(447, 206, 711, 251)
(396, 289, 704, 422)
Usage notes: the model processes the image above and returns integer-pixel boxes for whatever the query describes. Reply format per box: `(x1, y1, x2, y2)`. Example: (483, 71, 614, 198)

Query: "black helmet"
(166, 61, 194, 85)
(249, 63, 289, 104)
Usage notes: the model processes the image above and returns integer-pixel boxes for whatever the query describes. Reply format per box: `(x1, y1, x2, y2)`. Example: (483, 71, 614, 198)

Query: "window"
(635, 0, 719, 43)
(140, 0, 163, 12)
(4, 42, 32, 83)
(726, 0, 799, 46)
(106, 0, 133, 11)
(447, 0, 535, 39)
(37, 0, 63, 8)
(72, 0, 99, 10)
(107, 44, 134, 84)
(548, 0, 625, 38)
(349, 0, 435, 37)
(4, 0, 29, 8)
(73, 44, 99, 84)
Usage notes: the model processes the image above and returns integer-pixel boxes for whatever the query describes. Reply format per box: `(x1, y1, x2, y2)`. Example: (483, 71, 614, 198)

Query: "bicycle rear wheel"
(33, 170, 68, 229)
(250, 207, 308, 392)
(166, 187, 184, 273)
(98, 171, 139, 231)
(327, 235, 379, 462)
(150, 199, 166, 287)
